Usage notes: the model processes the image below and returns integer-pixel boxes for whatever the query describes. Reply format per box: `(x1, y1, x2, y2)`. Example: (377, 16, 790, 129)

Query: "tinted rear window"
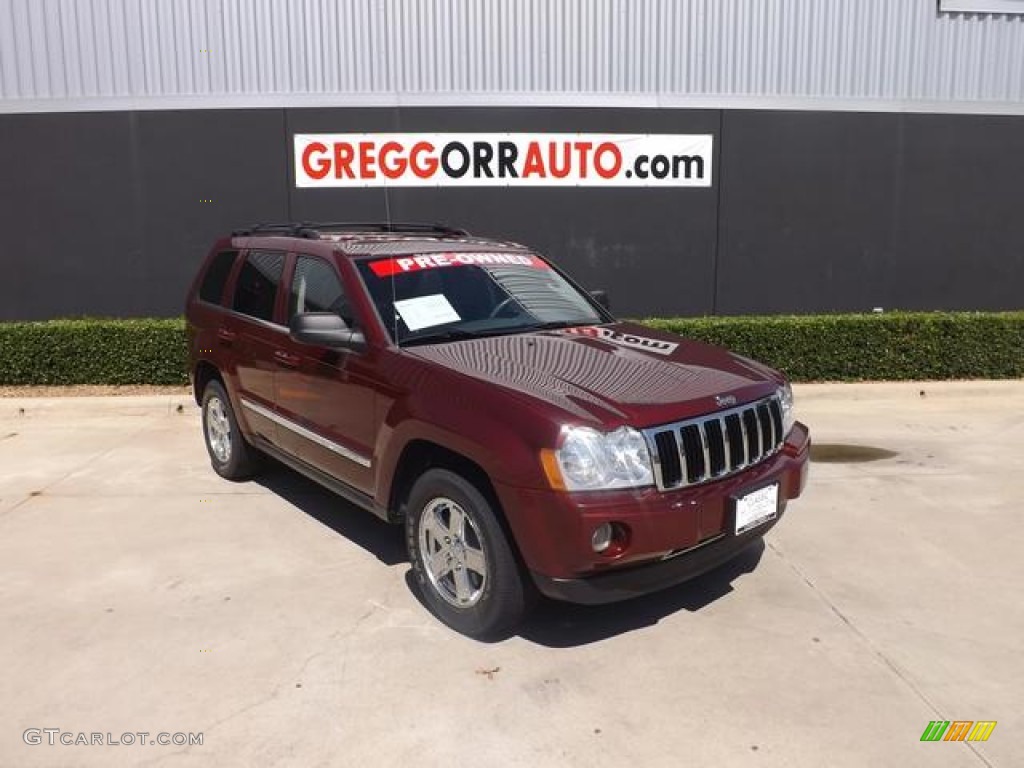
(198, 250, 237, 305)
(233, 251, 285, 323)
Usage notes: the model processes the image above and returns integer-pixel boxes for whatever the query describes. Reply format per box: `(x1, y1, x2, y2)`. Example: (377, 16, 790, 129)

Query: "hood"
(407, 321, 782, 427)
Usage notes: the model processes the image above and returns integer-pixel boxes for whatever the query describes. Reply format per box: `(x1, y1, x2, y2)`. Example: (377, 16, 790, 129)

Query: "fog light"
(591, 523, 613, 553)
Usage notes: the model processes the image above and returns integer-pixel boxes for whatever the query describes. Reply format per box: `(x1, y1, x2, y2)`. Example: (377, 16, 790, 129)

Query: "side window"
(198, 250, 237, 305)
(232, 250, 285, 323)
(289, 255, 354, 326)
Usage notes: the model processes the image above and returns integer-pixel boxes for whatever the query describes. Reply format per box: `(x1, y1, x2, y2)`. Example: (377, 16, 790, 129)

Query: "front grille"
(643, 395, 785, 490)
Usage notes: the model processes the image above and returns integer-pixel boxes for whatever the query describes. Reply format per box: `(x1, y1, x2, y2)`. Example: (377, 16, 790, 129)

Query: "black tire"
(405, 468, 531, 640)
(200, 380, 261, 481)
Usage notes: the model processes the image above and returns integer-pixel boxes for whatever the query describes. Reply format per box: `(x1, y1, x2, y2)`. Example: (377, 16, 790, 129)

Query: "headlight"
(551, 426, 654, 491)
(778, 382, 795, 435)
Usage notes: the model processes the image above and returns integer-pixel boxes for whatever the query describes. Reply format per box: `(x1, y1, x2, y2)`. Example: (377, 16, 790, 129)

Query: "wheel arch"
(386, 440, 532, 570)
(387, 440, 501, 524)
(192, 360, 223, 406)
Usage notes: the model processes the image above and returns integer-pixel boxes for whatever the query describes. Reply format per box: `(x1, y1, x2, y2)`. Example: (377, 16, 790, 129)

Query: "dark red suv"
(185, 222, 810, 639)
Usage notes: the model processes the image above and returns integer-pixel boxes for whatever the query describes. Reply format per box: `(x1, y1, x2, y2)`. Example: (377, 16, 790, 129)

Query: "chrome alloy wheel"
(205, 396, 232, 464)
(418, 497, 488, 608)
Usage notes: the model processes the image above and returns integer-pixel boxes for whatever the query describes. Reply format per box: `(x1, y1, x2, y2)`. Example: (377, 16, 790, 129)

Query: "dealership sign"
(294, 133, 713, 188)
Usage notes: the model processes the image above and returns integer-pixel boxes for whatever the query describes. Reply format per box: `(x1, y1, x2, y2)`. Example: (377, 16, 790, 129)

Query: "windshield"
(355, 251, 606, 346)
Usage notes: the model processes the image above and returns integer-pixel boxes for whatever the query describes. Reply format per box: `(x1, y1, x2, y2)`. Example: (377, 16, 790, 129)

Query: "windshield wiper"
(401, 327, 508, 347)
(519, 320, 592, 332)
(402, 320, 597, 346)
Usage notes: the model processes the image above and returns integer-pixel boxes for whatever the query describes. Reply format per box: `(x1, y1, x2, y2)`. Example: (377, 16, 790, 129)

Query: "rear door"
(273, 253, 377, 493)
(222, 249, 288, 447)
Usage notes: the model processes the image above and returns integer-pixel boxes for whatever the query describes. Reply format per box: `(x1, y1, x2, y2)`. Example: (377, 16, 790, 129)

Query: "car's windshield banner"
(368, 252, 549, 277)
(295, 133, 713, 188)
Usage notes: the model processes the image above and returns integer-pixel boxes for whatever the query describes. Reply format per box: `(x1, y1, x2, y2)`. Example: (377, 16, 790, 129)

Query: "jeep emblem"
(715, 395, 738, 408)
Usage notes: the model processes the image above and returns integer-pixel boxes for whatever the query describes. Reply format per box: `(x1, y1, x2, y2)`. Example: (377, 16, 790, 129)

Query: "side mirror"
(589, 289, 611, 311)
(289, 313, 366, 351)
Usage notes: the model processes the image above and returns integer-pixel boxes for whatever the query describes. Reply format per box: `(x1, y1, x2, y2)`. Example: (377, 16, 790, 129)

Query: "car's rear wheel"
(201, 380, 261, 480)
(405, 468, 530, 640)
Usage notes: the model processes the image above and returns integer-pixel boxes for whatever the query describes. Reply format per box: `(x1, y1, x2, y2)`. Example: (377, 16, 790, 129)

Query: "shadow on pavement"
(518, 541, 765, 648)
(253, 462, 407, 566)
(255, 461, 764, 646)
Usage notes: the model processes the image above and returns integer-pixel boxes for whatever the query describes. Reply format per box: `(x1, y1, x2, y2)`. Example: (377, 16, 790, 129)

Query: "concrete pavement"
(0, 382, 1021, 767)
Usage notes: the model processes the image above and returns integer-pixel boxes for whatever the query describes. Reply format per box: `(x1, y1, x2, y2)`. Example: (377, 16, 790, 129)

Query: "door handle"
(217, 328, 236, 345)
(274, 350, 301, 369)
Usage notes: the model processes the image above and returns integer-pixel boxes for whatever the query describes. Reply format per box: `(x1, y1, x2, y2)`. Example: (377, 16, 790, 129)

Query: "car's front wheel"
(405, 468, 531, 640)
(201, 380, 261, 480)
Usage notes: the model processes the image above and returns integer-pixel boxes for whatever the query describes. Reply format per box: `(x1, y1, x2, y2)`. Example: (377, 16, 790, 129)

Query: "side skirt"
(250, 434, 393, 523)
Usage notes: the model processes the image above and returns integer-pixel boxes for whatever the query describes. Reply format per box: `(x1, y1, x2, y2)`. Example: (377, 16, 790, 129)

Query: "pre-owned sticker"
(369, 252, 548, 277)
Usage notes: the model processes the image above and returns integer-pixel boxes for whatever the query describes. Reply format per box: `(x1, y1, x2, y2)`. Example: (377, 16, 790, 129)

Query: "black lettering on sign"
(497, 142, 519, 178)
(441, 142, 470, 178)
(472, 142, 495, 178)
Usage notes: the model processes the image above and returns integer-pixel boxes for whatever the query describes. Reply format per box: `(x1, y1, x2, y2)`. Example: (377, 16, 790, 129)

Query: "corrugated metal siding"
(1, 0, 1023, 111)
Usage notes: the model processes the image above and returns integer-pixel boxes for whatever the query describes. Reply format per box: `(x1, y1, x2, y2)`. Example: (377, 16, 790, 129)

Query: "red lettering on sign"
(359, 141, 377, 179)
(333, 142, 355, 179)
(410, 142, 438, 178)
(594, 142, 623, 179)
(548, 143, 572, 178)
(379, 141, 407, 179)
(301, 142, 331, 180)
(574, 142, 593, 179)
(522, 143, 547, 178)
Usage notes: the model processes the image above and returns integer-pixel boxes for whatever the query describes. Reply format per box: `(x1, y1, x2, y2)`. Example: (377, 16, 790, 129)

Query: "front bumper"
(531, 515, 779, 604)
(495, 422, 810, 605)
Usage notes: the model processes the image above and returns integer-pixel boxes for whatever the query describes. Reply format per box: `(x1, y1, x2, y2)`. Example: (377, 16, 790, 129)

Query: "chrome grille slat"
(758, 402, 775, 455)
(697, 422, 711, 482)
(651, 430, 679, 488)
(738, 412, 750, 467)
(704, 418, 726, 477)
(769, 399, 784, 444)
(643, 395, 786, 491)
(725, 413, 744, 468)
(719, 415, 730, 471)
(744, 408, 761, 460)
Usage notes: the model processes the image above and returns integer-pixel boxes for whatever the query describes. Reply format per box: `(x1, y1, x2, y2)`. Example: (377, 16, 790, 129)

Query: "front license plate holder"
(733, 483, 779, 535)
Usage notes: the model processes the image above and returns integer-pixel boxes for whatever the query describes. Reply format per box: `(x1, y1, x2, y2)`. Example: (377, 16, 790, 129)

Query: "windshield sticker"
(563, 327, 679, 356)
(394, 294, 461, 332)
(369, 252, 548, 277)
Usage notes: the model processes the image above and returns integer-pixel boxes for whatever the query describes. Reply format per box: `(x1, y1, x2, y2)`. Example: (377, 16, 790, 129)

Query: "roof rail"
(231, 223, 320, 239)
(231, 222, 469, 239)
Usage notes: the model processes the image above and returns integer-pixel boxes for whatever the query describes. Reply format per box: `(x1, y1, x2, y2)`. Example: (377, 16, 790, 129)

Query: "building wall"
(2, 105, 1022, 321)
(2, 0, 1024, 113)
(0, 1, 1022, 320)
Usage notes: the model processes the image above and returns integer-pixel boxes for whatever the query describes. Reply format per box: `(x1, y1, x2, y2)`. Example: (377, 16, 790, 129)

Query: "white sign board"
(294, 133, 713, 188)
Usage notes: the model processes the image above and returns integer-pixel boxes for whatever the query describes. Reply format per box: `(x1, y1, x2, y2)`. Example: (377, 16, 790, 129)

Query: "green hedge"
(0, 318, 188, 385)
(0, 312, 1021, 385)
(640, 312, 1024, 381)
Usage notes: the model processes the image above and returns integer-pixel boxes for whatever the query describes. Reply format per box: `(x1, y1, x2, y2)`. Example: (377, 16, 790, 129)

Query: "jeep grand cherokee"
(185, 222, 810, 639)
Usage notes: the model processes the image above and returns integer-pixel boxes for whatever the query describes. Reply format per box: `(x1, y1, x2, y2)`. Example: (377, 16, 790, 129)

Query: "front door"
(274, 253, 377, 493)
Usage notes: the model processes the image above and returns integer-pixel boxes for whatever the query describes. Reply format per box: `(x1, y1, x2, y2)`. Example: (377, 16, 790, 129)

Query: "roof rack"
(231, 222, 470, 239)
